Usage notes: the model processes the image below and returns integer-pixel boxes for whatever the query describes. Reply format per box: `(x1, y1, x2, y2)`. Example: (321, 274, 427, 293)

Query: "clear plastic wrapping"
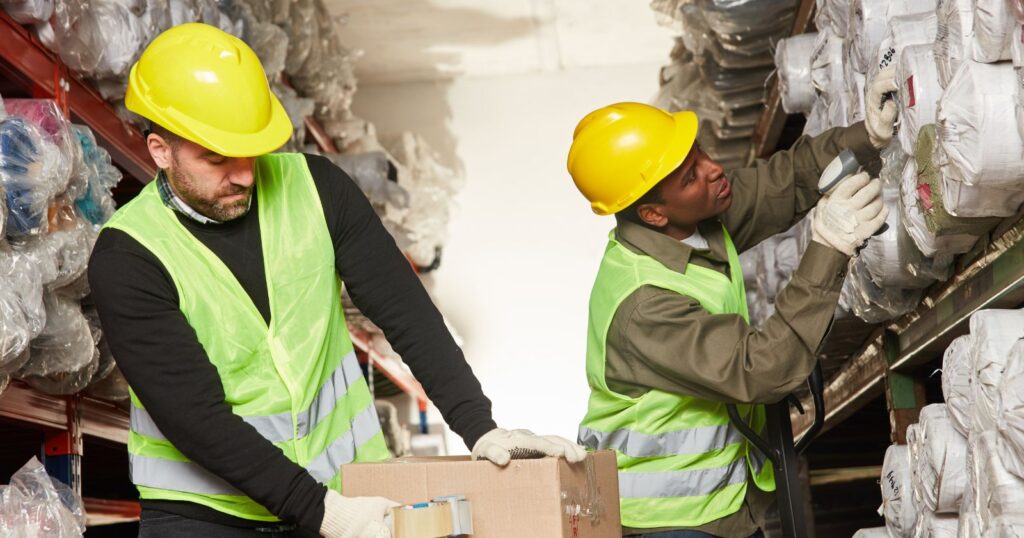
(839, 255, 923, 323)
(934, 0, 976, 88)
(49, 0, 148, 79)
(70, 125, 120, 227)
(881, 444, 918, 537)
(0, 456, 86, 537)
(775, 33, 817, 115)
(0, 117, 65, 238)
(997, 340, 1024, 480)
(914, 404, 968, 514)
(0, 278, 31, 376)
(1, 0, 54, 24)
(862, 163, 934, 289)
(937, 61, 1024, 189)
(969, 309, 1024, 434)
(270, 82, 315, 153)
(973, 0, 1015, 63)
(16, 292, 98, 396)
(943, 335, 975, 437)
(820, 0, 851, 38)
(329, 152, 410, 211)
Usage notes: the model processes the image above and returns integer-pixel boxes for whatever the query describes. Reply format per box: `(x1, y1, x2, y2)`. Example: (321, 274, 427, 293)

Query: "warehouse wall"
(354, 63, 664, 451)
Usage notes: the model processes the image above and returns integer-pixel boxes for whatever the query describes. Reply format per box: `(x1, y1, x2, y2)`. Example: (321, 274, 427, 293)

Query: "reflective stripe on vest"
(617, 458, 749, 499)
(129, 403, 382, 491)
(105, 153, 391, 521)
(577, 423, 744, 458)
(578, 226, 776, 529)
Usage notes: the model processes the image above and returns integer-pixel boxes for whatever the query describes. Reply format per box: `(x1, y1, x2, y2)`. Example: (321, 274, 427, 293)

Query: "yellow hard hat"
(126, 23, 292, 158)
(567, 102, 699, 215)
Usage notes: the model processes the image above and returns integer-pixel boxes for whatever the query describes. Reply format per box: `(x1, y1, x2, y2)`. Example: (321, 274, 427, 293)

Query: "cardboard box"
(342, 451, 621, 537)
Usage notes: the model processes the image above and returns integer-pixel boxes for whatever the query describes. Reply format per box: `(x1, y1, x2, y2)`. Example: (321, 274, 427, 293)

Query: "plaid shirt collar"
(156, 170, 252, 226)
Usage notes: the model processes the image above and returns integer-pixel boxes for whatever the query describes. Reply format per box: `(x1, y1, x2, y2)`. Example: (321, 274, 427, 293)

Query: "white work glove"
(811, 171, 888, 256)
(320, 489, 399, 538)
(865, 65, 899, 149)
(471, 428, 588, 467)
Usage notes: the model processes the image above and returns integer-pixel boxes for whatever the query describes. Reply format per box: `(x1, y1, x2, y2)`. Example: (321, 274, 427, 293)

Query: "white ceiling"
(325, 0, 677, 85)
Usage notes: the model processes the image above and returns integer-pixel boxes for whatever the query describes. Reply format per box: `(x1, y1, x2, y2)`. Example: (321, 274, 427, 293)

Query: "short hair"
(147, 122, 184, 149)
(615, 180, 666, 228)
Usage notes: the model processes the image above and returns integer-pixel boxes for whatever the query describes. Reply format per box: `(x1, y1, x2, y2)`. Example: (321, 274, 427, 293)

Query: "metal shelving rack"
(0, 11, 435, 526)
(745, 0, 1024, 448)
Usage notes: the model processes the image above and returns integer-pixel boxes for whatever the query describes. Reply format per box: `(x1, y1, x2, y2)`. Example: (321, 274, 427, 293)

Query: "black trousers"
(138, 510, 318, 538)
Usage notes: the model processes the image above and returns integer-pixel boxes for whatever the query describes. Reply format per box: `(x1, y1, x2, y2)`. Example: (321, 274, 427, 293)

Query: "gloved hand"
(811, 171, 888, 256)
(471, 428, 588, 466)
(865, 65, 899, 149)
(320, 489, 399, 538)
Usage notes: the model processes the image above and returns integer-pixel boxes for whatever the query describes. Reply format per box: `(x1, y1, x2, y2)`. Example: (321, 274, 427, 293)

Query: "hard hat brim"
(126, 65, 294, 158)
(593, 110, 700, 216)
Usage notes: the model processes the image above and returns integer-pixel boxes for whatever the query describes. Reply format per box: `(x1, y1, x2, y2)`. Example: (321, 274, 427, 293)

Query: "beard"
(167, 157, 252, 222)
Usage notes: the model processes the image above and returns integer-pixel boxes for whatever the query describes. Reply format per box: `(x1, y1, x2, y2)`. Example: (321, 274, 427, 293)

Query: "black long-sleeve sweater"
(87, 154, 496, 533)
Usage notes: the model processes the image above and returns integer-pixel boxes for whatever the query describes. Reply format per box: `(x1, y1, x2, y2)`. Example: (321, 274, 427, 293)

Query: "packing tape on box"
(561, 453, 605, 529)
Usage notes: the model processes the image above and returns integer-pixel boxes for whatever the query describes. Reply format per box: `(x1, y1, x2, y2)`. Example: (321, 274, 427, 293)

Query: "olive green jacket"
(611, 122, 879, 537)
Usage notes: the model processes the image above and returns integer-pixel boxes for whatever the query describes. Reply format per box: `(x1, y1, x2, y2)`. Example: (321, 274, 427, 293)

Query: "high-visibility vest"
(104, 153, 391, 521)
(578, 227, 775, 529)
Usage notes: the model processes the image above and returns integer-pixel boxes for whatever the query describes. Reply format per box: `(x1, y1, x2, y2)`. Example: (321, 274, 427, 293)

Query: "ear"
(636, 203, 668, 228)
(147, 134, 173, 170)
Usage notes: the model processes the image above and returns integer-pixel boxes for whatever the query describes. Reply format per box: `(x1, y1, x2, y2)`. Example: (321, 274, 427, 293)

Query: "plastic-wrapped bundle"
(803, 99, 828, 137)
(912, 512, 959, 537)
(896, 45, 942, 156)
(861, 173, 933, 289)
(843, 59, 866, 124)
(383, 132, 464, 269)
(900, 159, 979, 257)
(934, 0, 975, 88)
(915, 404, 969, 513)
(852, 528, 888, 537)
(839, 255, 923, 323)
(1018, 68, 1024, 153)
(48, 0, 148, 79)
(881, 444, 917, 537)
(0, 246, 47, 345)
(775, 33, 817, 114)
(12, 212, 94, 294)
(872, 12, 939, 83)
(938, 61, 1024, 192)
(974, 0, 1015, 63)
(914, 125, 1003, 236)
(0, 117, 65, 237)
(5, 100, 76, 192)
(960, 442, 981, 538)
(847, 0, 889, 74)
(269, 83, 314, 153)
(330, 152, 409, 211)
(17, 292, 98, 395)
(943, 335, 975, 437)
(0, 280, 31, 376)
(70, 125, 120, 227)
(1, 0, 53, 24)
(997, 340, 1024, 480)
(283, 0, 316, 77)
(969, 310, 1024, 434)
(1014, 25, 1024, 68)
(0, 457, 86, 536)
(973, 431, 1024, 527)
(168, 0, 199, 26)
(819, 0, 850, 37)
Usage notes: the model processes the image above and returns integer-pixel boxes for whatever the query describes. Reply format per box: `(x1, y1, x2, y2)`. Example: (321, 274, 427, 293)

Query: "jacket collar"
(614, 219, 730, 274)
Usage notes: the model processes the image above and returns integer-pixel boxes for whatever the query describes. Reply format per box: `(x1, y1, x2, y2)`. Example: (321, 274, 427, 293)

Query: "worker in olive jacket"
(568, 68, 897, 538)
